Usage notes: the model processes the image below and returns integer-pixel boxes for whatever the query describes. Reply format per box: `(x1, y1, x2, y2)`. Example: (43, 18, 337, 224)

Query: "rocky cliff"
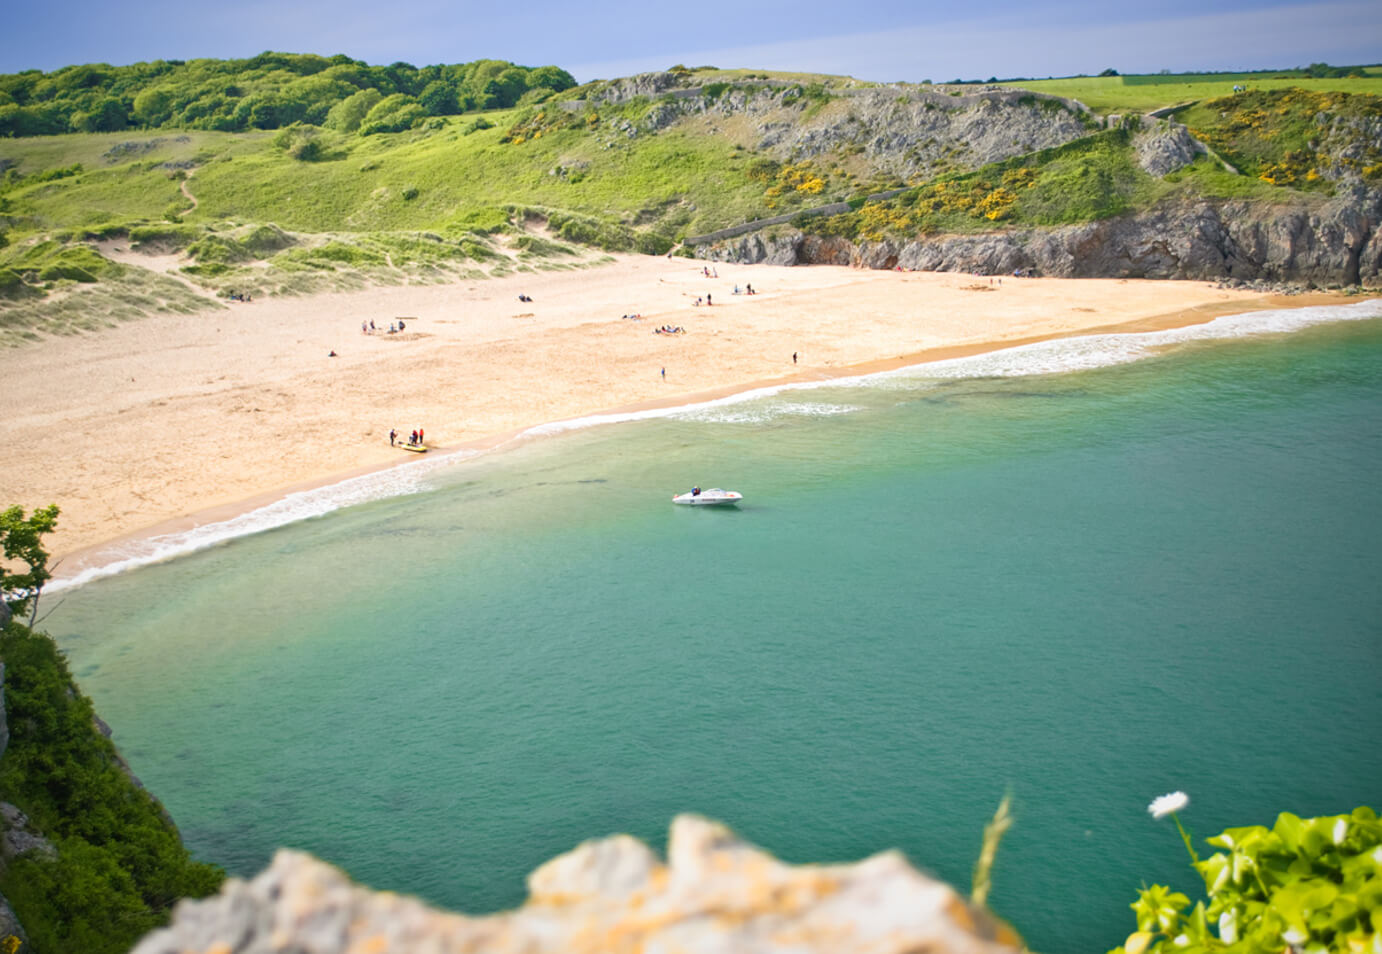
(132, 815, 1023, 954)
(580, 72, 1094, 179)
(697, 186, 1382, 287)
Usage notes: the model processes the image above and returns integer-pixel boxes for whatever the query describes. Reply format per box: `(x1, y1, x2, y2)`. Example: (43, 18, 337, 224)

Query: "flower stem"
(1172, 812, 1199, 865)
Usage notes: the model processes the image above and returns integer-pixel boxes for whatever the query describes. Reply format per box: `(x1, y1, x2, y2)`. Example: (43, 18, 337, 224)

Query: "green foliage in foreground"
(0, 504, 59, 617)
(0, 622, 224, 953)
(1114, 807, 1380, 954)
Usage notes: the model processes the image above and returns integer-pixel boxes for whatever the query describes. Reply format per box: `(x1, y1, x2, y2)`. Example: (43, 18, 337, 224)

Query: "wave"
(51, 298, 1382, 590)
(49, 448, 481, 593)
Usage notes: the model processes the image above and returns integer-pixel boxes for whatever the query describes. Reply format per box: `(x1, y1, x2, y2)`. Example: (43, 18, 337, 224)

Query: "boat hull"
(672, 489, 742, 506)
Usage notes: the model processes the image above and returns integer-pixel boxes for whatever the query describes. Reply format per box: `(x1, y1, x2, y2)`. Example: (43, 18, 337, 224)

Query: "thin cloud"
(568, 0, 1382, 83)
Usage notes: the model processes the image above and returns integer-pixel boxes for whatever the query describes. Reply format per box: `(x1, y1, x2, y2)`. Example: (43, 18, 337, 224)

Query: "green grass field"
(1005, 73, 1382, 114)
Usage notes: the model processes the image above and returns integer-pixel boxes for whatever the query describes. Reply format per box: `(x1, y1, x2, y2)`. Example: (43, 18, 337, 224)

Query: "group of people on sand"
(731, 283, 755, 295)
(693, 294, 712, 306)
(621, 313, 643, 320)
(361, 319, 406, 334)
(389, 427, 425, 446)
(517, 293, 533, 303)
(701, 266, 718, 278)
(227, 290, 252, 302)
(654, 325, 685, 335)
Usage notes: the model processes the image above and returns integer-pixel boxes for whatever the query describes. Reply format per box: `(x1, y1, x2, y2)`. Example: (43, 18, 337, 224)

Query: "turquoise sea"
(45, 301, 1382, 952)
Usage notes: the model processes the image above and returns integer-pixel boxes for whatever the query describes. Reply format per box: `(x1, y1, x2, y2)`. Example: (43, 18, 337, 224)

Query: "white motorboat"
(672, 487, 743, 506)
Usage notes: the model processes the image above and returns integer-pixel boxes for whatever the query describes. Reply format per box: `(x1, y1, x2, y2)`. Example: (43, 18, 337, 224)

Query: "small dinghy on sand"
(672, 487, 742, 506)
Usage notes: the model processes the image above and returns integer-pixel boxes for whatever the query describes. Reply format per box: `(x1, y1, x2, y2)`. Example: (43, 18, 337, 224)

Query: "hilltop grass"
(1005, 73, 1382, 114)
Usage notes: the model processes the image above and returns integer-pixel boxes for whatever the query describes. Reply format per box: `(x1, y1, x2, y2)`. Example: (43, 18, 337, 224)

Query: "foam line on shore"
(48, 448, 484, 593)
(48, 298, 1382, 591)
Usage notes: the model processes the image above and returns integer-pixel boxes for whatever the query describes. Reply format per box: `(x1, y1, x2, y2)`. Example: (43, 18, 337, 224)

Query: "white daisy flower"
(1148, 791, 1190, 819)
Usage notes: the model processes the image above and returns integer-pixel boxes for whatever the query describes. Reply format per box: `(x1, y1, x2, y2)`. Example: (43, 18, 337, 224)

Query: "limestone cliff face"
(132, 815, 1023, 954)
(579, 71, 1093, 180)
(698, 187, 1382, 286)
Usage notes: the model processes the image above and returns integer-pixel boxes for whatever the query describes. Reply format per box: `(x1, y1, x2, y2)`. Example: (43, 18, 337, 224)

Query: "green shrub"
(513, 234, 575, 257)
(128, 225, 201, 249)
(358, 94, 427, 136)
(1113, 800, 1380, 954)
(186, 234, 252, 265)
(32, 246, 122, 283)
(0, 623, 224, 954)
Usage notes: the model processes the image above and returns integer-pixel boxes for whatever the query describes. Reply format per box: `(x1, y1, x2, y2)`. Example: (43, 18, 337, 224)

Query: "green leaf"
(1273, 812, 1306, 854)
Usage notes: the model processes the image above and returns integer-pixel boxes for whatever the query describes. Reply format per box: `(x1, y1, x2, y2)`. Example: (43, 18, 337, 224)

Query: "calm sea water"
(45, 303, 1382, 952)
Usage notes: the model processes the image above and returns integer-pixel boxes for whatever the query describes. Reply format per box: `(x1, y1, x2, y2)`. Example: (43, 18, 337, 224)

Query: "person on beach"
(411, 430, 418, 444)
(419, 428, 424, 444)
(362, 321, 368, 334)
(661, 367, 666, 380)
(706, 293, 712, 306)
(370, 320, 376, 332)
(390, 428, 397, 446)
(793, 352, 798, 364)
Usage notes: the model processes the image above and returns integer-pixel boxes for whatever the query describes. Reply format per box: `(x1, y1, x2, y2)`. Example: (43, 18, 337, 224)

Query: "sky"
(3, 0, 1379, 81)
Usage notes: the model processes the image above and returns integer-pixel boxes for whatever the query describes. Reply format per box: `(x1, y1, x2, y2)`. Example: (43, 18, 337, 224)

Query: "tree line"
(0, 52, 577, 137)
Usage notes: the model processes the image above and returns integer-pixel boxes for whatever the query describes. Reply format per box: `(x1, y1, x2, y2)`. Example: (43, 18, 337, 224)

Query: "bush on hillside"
(358, 94, 427, 136)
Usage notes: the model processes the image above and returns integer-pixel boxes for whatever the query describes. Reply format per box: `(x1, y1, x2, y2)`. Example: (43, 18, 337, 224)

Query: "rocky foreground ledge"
(132, 815, 1023, 954)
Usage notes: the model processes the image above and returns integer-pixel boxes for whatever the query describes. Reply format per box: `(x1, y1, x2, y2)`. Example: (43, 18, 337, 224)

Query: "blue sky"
(3, 0, 1379, 80)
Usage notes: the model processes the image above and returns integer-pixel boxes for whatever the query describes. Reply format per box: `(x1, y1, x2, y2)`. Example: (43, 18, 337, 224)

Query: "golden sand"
(0, 253, 1340, 575)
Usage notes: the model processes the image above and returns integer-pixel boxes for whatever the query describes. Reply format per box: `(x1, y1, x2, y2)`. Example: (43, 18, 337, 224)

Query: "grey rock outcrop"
(0, 892, 29, 953)
(700, 189, 1382, 286)
(132, 814, 1023, 954)
(1133, 122, 1204, 177)
(0, 803, 56, 867)
(585, 74, 1092, 180)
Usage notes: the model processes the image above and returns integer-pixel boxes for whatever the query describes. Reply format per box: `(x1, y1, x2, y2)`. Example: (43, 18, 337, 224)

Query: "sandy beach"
(0, 252, 1347, 576)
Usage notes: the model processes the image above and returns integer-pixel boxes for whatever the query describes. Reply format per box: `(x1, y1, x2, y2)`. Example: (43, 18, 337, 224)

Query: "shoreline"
(47, 285, 1362, 589)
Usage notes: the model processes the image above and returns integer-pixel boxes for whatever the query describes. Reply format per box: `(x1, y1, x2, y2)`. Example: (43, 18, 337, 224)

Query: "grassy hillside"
(2, 61, 1381, 343)
(1005, 69, 1382, 114)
